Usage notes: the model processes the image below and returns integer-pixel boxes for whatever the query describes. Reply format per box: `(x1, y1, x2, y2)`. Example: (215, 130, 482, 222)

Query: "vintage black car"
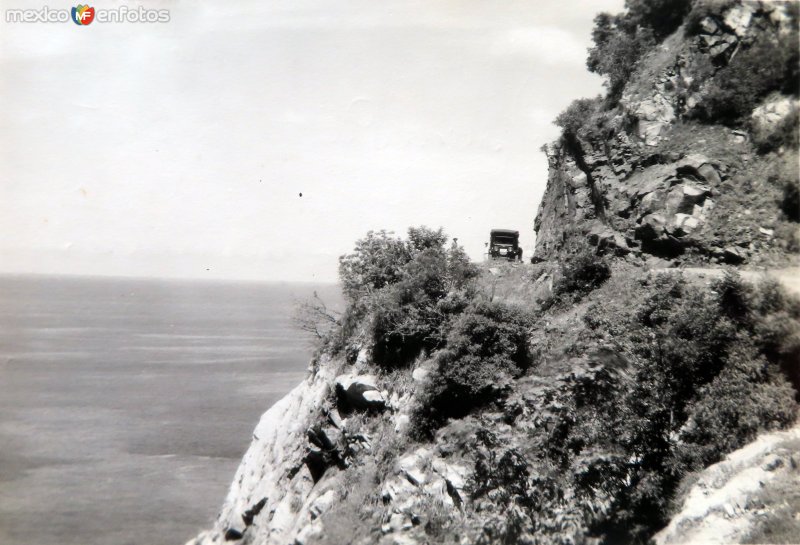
(489, 229, 523, 261)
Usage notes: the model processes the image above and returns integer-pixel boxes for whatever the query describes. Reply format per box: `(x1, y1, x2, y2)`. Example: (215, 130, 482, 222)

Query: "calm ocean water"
(0, 274, 340, 545)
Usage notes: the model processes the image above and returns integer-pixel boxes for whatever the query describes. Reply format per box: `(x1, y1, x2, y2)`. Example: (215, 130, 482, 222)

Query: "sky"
(0, 0, 625, 283)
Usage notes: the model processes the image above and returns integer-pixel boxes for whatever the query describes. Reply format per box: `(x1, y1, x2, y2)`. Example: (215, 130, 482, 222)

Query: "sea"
(0, 274, 341, 545)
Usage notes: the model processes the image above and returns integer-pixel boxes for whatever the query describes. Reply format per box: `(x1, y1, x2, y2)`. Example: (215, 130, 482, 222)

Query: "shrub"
(678, 349, 797, 467)
(338, 230, 411, 303)
(684, 0, 736, 36)
(370, 250, 478, 368)
(410, 302, 532, 438)
(407, 226, 449, 252)
(553, 247, 611, 299)
(466, 428, 567, 544)
(338, 226, 479, 368)
(585, 0, 691, 102)
(555, 97, 602, 139)
(369, 252, 458, 367)
(624, 0, 692, 41)
(715, 270, 753, 323)
(416, 271, 799, 544)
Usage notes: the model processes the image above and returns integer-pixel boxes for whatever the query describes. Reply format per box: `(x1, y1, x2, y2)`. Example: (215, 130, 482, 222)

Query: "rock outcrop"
(188, 361, 337, 545)
(533, 0, 799, 267)
(655, 423, 800, 545)
(187, 352, 461, 545)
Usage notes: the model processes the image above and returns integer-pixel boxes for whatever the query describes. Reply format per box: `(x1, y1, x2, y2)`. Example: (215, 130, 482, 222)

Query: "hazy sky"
(1, 0, 624, 282)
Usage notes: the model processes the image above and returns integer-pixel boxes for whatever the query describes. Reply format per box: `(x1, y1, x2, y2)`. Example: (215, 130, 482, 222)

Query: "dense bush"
(587, 12, 655, 102)
(369, 250, 473, 367)
(410, 301, 532, 438)
(461, 273, 800, 544)
(338, 230, 411, 303)
(337, 227, 479, 367)
(468, 428, 564, 544)
(624, 0, 692, 41)
(553, 246, 611, 299)
(679, 349, 797, 465)
(554, 97, 603, 139)
(573, 273, 800, 541)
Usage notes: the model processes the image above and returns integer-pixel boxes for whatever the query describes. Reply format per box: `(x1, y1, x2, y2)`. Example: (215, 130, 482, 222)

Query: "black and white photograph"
(1, 1, 799, 544)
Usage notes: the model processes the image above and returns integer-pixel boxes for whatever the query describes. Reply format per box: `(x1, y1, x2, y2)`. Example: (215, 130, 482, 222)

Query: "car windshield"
(493, 236, 516, 245)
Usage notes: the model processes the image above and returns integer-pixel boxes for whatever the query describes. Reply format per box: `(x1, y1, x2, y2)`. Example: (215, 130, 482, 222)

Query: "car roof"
(490, 229, 519, 236)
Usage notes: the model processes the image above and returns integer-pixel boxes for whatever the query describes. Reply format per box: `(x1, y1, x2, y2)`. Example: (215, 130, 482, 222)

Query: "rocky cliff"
(190, 2, 799, 545)
(534, 0, 798, 268)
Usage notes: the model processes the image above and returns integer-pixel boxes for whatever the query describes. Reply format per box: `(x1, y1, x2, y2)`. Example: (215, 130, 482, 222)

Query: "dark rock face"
(535, 143, 724, 261)
(334, 374, 386, 412)
(223, 528, 244, 541)
(241, 497, 267, 527)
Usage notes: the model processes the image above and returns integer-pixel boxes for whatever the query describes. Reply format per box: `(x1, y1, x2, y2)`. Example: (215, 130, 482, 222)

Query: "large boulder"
(751, 95, 799, 143)
(309, 490, 337, 520)
(665, 183, 712, 215)
(587, 222, 630, 255)
(672, 213, 701, 237)
(630, 92, 676, 146)
(723, 3, 755, 37)
(636, 213, 668, 241)
(335, 374, 386, 411)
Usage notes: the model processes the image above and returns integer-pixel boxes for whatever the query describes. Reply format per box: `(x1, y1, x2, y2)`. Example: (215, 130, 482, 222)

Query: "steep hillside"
(534, 0, 798, 268)
(190, 2, 800, 545)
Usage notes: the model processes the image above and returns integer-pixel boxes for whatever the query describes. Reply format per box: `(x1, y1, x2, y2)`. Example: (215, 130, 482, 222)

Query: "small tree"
(555, 97, 602, 140)
(553, 246, 611, 299)
(338, 226, 479, 368)
(338, 230, 411, 303)
(411, 301, 532, 437)
(293, 291, 341, 339)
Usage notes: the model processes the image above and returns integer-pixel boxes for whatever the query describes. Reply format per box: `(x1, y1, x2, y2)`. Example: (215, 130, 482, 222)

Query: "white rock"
(309, 489, 337, 519)
(398, 449, 431, 486)
(335, 374, 385, 410)
(355, 348, 370, 368)
(394, 414, 410, 433)
(389, 512, 406, 532)
(752, 96, 798, 136)
(187, 362, 338, 545)
(363, 390, 386, 405)
(673, 214, 700, 235)
(655, 423, 800, 545)
(683, 184, 711, 200)
(412, 366, 431, 382)
(723, 4, 755, 37)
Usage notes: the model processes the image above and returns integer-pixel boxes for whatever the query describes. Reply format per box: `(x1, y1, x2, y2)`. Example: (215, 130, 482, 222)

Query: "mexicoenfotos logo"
(5, 5, 170, 24)
(71, 5, 95, 25)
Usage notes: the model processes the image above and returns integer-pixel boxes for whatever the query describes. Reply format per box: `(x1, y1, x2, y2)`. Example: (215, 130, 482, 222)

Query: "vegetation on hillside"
(562, 0, 799, 141)
(688, 27, 799, 126)
(310, 225, 800, 545)
(587, 0, 692, 102)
